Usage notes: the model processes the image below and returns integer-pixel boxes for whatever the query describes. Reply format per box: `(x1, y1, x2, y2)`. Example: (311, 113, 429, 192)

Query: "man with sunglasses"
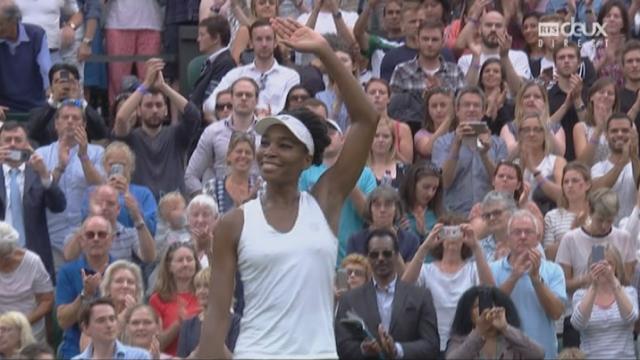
(335, 228, 439, 359)
(62, 184, 156, 265)
(55, 215, 116, 360)
(185, 77, 261, 198)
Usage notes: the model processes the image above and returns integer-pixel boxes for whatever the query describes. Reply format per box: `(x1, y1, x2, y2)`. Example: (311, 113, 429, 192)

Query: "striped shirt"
(571, 287, 638, 359)
(543, 208, 576, 247)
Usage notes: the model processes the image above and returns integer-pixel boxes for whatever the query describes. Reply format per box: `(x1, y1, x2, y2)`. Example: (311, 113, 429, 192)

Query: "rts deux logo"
(538, 20, 607, 47)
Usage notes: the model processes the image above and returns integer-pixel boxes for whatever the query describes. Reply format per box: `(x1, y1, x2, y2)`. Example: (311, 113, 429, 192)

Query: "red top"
(149, 291, 200, 355)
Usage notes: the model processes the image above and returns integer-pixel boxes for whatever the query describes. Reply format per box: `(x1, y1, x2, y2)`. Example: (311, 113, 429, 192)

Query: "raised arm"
(272, 19, 379, 222)
(353, 0, 375, 51)
(114, 59, 164, 137)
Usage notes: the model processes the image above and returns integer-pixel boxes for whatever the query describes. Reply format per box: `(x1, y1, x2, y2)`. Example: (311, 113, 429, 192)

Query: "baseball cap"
(255, 114, 315, 156)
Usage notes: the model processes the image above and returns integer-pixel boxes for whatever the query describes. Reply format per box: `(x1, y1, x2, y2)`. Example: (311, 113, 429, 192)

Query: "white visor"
(255, 114, 315, 156)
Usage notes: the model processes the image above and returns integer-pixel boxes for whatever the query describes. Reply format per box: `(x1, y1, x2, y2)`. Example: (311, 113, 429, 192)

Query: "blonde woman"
(367, 119, 406, 188)
(79, 260, 144, 351)
(0, 311, 35, 358)
(512, 112, 566, 214)
(177, 268, 241, 358)
(500, 81, 566, 157)
(123, 304, 172, 359)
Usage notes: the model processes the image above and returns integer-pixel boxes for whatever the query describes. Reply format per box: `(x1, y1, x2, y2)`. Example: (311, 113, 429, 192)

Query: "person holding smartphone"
(571, 245, 638, 359)
(446, 286, 544, 360)
(401, 214, 495, 356)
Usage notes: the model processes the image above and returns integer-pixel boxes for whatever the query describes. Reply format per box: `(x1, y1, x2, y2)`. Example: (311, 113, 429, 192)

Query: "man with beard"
(456, 10, 531, 80)
(334, 228, 439, 359)
(27, 64, 108, 147)
(203, 19, 300, 116)
(34, 101, 104, 270)
(114, 58, 200, 200)
(390, 20, 464, 94)
(618, 40, 640, 136)
(590, 113, 640, 224)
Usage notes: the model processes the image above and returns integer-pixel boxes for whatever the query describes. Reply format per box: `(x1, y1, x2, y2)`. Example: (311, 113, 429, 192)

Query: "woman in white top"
(513, 112, 566, 214)
(572, 78, 616, 166)
(543, 162, 591, 261)
(402, 216, 495, 354)
(571, 245, 638, 359)
(197, 19, 380, 359)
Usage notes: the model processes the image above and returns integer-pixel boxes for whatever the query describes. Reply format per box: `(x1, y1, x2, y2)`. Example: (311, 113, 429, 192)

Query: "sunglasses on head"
(368, 250, 394, 259)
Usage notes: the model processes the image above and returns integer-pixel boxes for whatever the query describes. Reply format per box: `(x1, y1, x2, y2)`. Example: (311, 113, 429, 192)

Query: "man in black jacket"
(335, 228, 440, 359)
(191, 15, 236, 113)
(27, 64, 108, 147)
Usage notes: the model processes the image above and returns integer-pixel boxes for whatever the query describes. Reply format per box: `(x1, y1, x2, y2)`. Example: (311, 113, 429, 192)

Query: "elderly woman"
(177, 268, 241, 358)
(346, 185, 419, 262)
(477, 192, 518, 262)
(0, 311, 36, 359)
(98, 141, 158, 233)
(0, 222, 53, 343)
(186, 194, 220, 268)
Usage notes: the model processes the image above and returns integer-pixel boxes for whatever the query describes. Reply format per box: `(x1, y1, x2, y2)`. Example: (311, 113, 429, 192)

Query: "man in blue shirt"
(73, 297, 150, 360)
(299, 117, 377, 264)
(0, 0, 51, 113)
(56, 215, 115, 359)
(35, 101, 104, 271)
(490, 209, 567, 359)
(432, 86, 508, 216)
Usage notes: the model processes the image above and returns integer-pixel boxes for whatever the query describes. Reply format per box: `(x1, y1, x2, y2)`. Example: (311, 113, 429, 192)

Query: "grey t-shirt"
(0, 250, 53, 342)
(117, 103, 200, 200)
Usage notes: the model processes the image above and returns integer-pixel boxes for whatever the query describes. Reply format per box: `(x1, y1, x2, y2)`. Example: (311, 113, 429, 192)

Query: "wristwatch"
(82, 38, 93, 45)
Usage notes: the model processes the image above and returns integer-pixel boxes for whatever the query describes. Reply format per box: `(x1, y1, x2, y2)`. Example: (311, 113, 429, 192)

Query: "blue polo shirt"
(72, 340, 150, 359)
(490, 255, 567, 359)
(299, 164, 377, 264)
(56, 255, 114, 359)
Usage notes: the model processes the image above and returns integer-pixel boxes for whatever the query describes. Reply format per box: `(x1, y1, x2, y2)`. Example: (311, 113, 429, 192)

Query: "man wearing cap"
(185, 77, 261, 198)
(299, 106, 377, 265)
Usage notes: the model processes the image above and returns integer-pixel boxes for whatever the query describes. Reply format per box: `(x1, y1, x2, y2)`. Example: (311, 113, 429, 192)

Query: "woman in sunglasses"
(338, 254, 371, 291)
(196, 20, 380, 359)
(284, 85, 311, 111)
(149, 243, 202, 356)
(402, 215, 495, 357)
(214, 90, 233, 122)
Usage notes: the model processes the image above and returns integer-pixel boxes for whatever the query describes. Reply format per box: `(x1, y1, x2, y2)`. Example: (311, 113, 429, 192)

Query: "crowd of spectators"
(4, 0, 640, 358)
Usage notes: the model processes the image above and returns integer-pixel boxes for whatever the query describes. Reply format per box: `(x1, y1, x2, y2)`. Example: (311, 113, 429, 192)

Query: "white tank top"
(233, 192, 338, 359)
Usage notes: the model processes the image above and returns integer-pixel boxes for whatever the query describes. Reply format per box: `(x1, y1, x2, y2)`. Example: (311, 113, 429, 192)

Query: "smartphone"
(478, 290, 493, 313)
(7, 149, 31, 162)
(440, 225, 462, 240)
(468, 122, 489, 135)
(83, 268, 97, 276)
(109, 163, 125, 178)
(336, 268, 349, 291)
(591, 245, 605, 264)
